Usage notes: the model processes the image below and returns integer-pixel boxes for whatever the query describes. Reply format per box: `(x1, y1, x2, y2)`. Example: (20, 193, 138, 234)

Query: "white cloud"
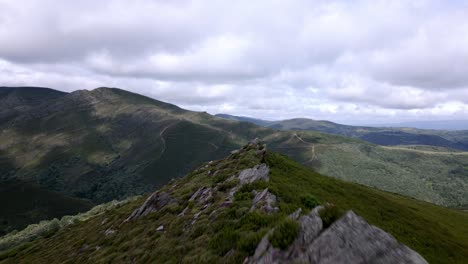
(1, 0, 468, 123)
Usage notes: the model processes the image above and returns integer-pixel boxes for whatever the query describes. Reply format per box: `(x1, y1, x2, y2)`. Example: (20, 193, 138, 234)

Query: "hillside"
(1, 142, 466, 263)
(1, 87, 467, 235)
(217, 114, 468, 151)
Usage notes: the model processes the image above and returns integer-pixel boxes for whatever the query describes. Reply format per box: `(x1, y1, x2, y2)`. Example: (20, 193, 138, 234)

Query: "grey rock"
(288, 208, 302, 220)
(250, 188, 279, 213)
(178, 207, 189, 217)
(104, 228, 116, 236)
(237, 164, 269, 184)
(250, 138, 260, 145)
(124, 191, 176, 222)
(189, 187, 213, 204)
(247, 209, 428, 264)
(156, 225, 164, 231)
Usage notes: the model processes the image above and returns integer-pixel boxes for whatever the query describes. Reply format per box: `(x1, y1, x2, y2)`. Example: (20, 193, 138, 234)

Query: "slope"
(1, 87, 467, 235)
(1, 143, 466, 263)
(217, 114, 468, 151)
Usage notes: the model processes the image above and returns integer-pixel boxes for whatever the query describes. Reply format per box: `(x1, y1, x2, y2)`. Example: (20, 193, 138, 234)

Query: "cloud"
(1, 0, 468, 123)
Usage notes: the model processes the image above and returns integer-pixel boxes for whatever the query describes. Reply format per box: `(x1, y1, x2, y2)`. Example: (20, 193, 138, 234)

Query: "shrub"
(218, 179, 240, 192)
(237, 232, 264, 255)
(269, 218, 299, 249)
(240, 212, 275, 231)
(319, 204, 341, 228)
(209, 228, 239, 256)
(301, 194, 320, 209)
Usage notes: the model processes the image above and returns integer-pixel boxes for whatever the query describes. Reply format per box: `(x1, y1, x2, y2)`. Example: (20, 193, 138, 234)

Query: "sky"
(1, 0, 468, 124)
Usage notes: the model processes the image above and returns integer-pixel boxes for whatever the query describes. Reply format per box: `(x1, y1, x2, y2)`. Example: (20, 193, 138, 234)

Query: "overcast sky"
(1, 0, 468, 124)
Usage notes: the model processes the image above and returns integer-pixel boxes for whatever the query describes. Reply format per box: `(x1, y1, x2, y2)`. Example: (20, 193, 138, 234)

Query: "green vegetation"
(1, 86, 467, 236)
(1, 147, 467, 264)
(319, 204, 341, 228)
(0, 197, 138, 253)
(269, 218, 299, 249)
(301, 194, 320, 209)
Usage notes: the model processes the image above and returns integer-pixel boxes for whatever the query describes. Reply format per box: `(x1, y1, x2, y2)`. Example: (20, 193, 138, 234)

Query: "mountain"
(217, 115, 468, 151)
(1, 142, 466, 263)
(371, 120, 468, 130)
(1, 87, 467, 235)
(215, 114, 271, 126)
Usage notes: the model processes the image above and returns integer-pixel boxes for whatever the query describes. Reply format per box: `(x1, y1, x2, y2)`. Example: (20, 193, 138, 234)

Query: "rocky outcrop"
(250, 188, 278, 213)
(226, 163, 270, 203)
(247, 209, 428, 264)
(237, 164, 269, 184)
(189, 187, 213, 205)
(124, 191, 176, 222)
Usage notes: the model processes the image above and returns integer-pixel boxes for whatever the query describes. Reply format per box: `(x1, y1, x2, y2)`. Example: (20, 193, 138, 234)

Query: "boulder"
(250, 188, 279, 213)
(189, 187, 213, 204)
(247, 209, 428, 264)
(124, 191, 176, 222)
(237, 164, 269, 184)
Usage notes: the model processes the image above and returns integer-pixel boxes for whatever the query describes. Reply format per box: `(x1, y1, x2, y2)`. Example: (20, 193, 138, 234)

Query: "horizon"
(5, 85, 468, 130)
(1, 1, 468, 123)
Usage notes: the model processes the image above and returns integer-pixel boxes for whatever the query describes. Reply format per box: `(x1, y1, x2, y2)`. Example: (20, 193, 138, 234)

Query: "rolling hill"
(216, 114, 468, 151)
(1, 143, 466, 263)
(1, 87, 467, 235)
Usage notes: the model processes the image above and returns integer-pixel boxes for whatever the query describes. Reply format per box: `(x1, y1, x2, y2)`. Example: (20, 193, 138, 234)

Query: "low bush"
(237, 232, 264, 255)
(301, 194, 320, 209)
(209, 228, 239, 256)
(319, 204, 341, 228)
(269, 218, 299, 249)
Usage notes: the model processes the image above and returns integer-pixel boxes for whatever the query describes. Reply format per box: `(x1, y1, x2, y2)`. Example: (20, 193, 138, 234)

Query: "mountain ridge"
(1, 87, 467, 235)
(1, 141, 466, 263)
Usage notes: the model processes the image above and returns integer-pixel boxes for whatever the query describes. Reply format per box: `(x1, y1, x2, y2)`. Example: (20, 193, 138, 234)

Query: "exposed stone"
(250, 188, 279, 213)
(178, 207, 189, 217)
(231, 149, 240, 155)
(104, 228, 116, 236)
(225, 164, 270, 203)
(288, 208, 302, 220)
(156, 225, 164, 231)
(250, 138, 260, 145)
(124, 191, 176, 222)
(247, 209, 428, 264)
(189, 187, 213, 204)
(237, 164, 269, 184)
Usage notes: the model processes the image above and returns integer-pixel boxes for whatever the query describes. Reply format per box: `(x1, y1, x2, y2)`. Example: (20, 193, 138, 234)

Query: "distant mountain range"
(369, 120, 468, 130)
(1, 87, 467, 235)
(215, 114, 468, 151)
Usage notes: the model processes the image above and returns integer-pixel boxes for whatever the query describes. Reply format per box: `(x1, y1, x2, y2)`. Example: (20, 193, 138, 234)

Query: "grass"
(2, 86, 467, 236)
(269, 218, 299, 249)
(1, 148, 467, 263)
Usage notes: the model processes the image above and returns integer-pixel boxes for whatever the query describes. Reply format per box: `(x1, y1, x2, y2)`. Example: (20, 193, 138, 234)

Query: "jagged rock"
(225, 164, 271, 203)
(104, 228, 116, 236)
(247, 209, 427, 264)
(250, 188, 279, 213)
(178, 207, 189, 217)
(156, 225, 164, 231)
(189, 187, 213, 204)
(237, 164, 269, 184)
(124, 191, 176, 222)
(250, 138, 260, 145)
(231, 149, 240, 155)
(288, 208, 302, 220)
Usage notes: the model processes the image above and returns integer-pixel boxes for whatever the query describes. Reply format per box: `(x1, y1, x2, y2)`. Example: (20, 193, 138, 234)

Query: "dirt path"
(159, 125, 172, 157)
(293, 133, 318, 160)
(208, 142, 219, 150)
